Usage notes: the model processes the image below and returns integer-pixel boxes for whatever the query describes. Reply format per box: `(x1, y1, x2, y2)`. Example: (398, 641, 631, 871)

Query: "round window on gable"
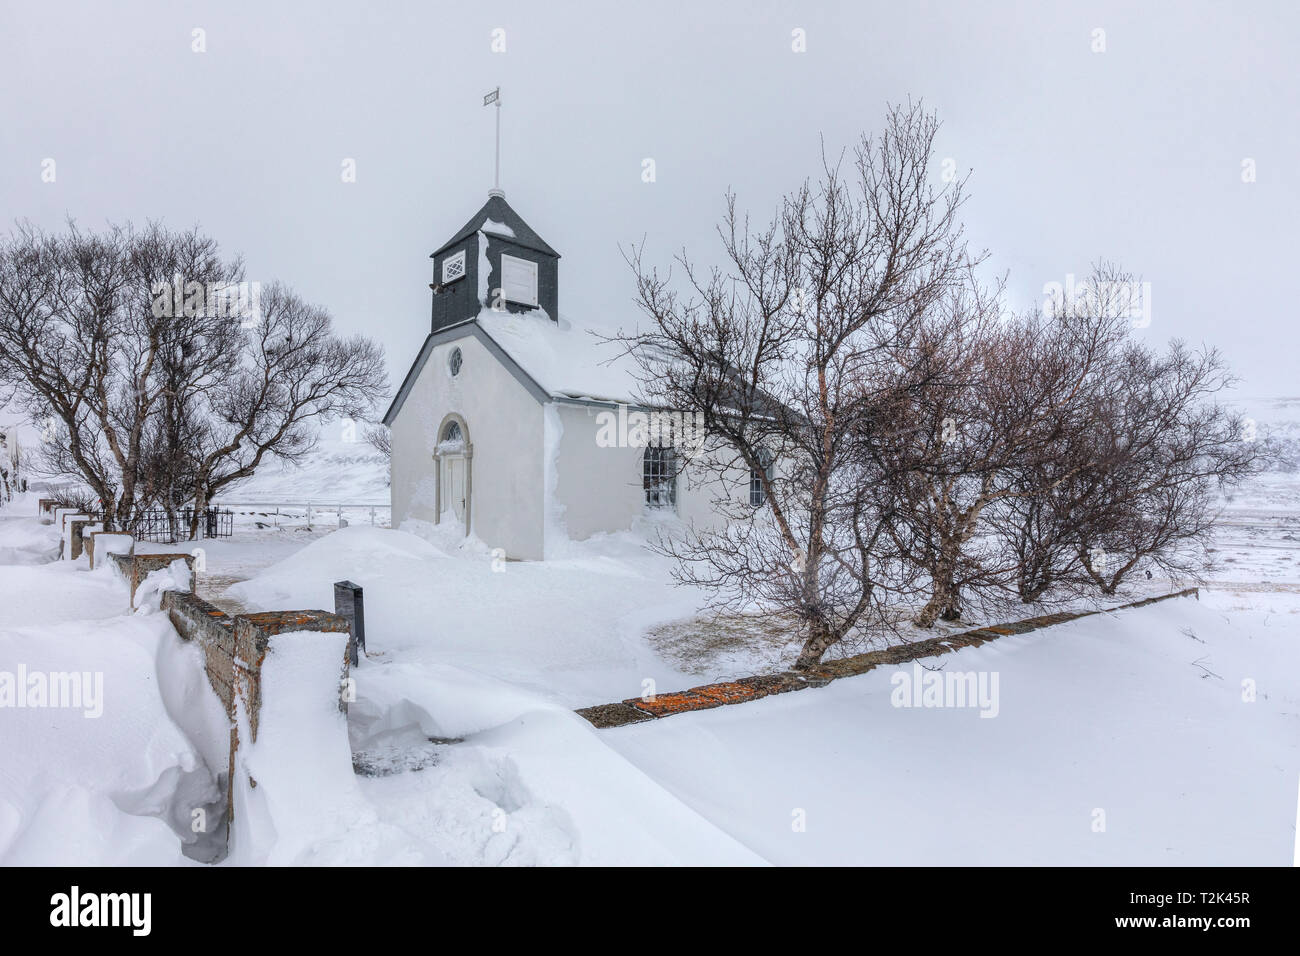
(448, 347, 463, 377)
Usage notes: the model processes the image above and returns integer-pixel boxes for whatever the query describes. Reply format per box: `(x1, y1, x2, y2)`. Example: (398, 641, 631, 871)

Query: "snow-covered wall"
(552, 404, 753, 541)
(108, 551, 197, 608)
(158, 591, 353, 861)
(552, 404, 643, 540)
(228, 628, 356, 865)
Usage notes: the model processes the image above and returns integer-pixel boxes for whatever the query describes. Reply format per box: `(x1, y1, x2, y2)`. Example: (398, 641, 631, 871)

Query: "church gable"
(387, 328, 547, 558)
(383, 320, 550, 426)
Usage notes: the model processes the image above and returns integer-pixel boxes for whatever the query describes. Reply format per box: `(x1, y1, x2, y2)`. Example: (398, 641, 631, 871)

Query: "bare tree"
(0, 223, 115, 520)
(0, 223, 386, 536)
(363, 423, 391, 458)
(870, 259, 1175, 624)
(181, 282, 387, 534)
(1070, 342, 1264, 593)
(984, 319, 1265, 603)
(618, 103, 973, 668)
(0, 221, 248, 529)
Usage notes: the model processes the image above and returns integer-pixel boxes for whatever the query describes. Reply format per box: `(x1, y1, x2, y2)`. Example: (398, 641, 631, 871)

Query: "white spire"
(483, 87, 502, 197)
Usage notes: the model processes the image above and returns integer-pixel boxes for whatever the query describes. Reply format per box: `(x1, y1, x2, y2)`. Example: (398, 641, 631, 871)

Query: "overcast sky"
(2, 0, 1297, 409)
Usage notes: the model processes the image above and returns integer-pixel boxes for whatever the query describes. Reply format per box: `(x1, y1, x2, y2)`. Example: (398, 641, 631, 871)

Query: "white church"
(383, 189, 769, 560)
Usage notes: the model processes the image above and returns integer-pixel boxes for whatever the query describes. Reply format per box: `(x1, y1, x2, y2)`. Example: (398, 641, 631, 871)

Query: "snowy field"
(1, 404, 1297, 865)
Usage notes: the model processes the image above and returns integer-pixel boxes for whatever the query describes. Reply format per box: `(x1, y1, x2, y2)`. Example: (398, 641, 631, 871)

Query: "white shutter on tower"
(500, 254, 538, 307)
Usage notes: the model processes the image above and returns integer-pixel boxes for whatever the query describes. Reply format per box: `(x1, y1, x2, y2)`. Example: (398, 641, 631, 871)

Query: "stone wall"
(158, 593, 351, 736)
(158, 589, 352, 859)
(578, 588, 1203, 727)
(90, 537, 355, 861)
(67, 518, 97, 560)
(86, 531, 132, 570)
(108, 551, 197, 607)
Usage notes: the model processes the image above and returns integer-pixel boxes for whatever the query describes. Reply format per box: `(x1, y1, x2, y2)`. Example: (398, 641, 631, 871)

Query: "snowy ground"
(1, 402, 1297, 865)
(609, 595, 1298, 865)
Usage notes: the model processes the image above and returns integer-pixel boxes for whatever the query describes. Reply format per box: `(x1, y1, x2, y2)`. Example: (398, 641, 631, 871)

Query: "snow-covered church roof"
(476, 310, 640, 404)
(382, 310, 643, 425)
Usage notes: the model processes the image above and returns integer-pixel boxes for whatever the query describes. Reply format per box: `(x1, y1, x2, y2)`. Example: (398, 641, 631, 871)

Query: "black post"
(334, 580, 365, 666)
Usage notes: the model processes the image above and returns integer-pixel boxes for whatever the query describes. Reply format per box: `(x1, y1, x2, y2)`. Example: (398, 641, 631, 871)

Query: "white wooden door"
(443, 456, 466, 523)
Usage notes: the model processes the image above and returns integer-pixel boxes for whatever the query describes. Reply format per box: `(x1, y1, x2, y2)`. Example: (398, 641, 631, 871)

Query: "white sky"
(1, 0, 1297, 403)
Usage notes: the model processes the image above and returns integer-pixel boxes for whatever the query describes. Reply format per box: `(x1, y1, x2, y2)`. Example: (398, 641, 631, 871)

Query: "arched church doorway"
(435, 415, 471, 532)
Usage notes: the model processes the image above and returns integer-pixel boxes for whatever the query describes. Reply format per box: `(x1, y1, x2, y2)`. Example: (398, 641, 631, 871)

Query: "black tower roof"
(430, 191, 559, 260)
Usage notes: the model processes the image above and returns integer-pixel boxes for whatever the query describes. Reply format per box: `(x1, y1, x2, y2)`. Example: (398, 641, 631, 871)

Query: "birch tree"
(619, 103, 973, 667)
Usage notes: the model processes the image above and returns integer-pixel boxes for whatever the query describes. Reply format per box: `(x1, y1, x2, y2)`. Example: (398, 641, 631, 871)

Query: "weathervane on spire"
(483, 87, 502, 197)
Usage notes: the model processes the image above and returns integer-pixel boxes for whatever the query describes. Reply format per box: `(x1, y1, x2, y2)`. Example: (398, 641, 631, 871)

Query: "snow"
(476, 230, 490, 304)
(0, 507, 59, 565)
(2, 389, 1299, 865)
(347, 684, 762, 864)
(476, 308, 641, 404)
(481, 218, 515, 238)
(0, 582, 215, 865)
(541, 403, 568, 557)
(215, 428, 389, 506)
(606, 596, 1298, 864)
(132, 559, 194, 611)
(151, 623, 233, 861)
(221, 503, 1297, 864)
(228, 523, 701, 706)
(0, 513, 125, 624)
(94, 532, 133, 560)
(227, 629, 429, 865)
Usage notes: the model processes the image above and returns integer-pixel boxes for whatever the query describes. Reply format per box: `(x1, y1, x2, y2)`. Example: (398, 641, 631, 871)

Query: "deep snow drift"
(607, 595, 1299, 865)
(0, 511, 226, 864)
(221, 517, 1298, 865)
(2, 424, 1298, 864)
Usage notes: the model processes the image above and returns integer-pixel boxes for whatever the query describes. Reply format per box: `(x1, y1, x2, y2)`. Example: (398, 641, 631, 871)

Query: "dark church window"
(448, 347, 462, 377)
(749, 447, 774, 507)
(644, 444, 677, 509)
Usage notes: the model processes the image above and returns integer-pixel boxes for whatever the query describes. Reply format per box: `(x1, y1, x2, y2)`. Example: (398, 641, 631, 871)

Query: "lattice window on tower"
(442, 250, 467, 284)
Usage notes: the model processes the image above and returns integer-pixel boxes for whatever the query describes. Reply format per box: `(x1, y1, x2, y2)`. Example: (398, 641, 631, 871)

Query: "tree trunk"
(1019, 581, 1051, 603)
(917, 550, 962, 626)
(793, 621, 840, 670)
(189, 486, 208, 540)
(1018, 566, 1052, 603)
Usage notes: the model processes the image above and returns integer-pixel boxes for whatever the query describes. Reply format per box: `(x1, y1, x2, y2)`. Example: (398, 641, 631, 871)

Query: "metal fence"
(211, 501, 390, 529)
(89, 507, 234, 543)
